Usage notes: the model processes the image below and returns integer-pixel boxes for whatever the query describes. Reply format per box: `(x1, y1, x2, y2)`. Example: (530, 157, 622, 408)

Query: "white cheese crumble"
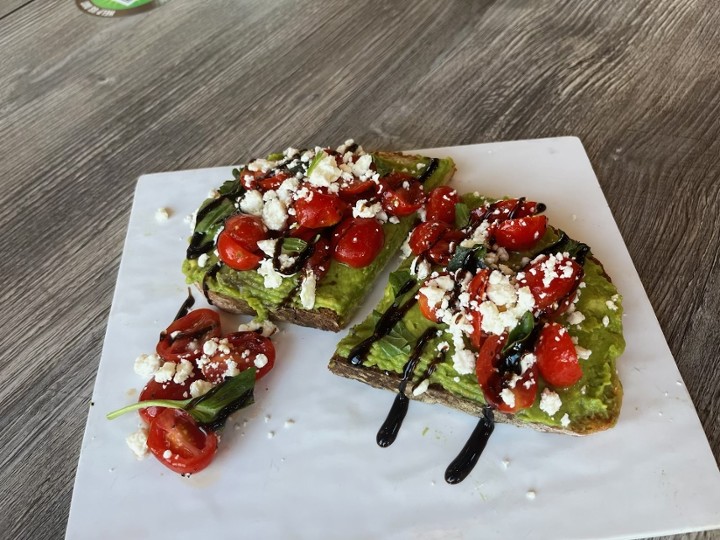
(237, 319, 278, 337)
(197, 253, 209, 268)
(154, 361, 177, 383)
(262, 192, 288, 230)
(155, 207, 171, 223)
(162, 449, 172, 460)
(307, 153, 342, 187)
(575, 345, 592, 360)
(352, 199, 384, 219)
(602, 315, 610, 327)
(567, 311, 585, 325)
(256, 238, 278, 257)
(299, 272, 317, 309)
(189, 379, 215, 398)
(134, 353, 161, 378)
(254, 353, 269, 369)
(500, 388, 516, 408)
(173, 359, 194, 385)
(410, 256, 431, 280)
(606, 300, 618, 311)
(412, 379, 430, 396)
(560, 413, 571, 427)
(126, 428, 149, 459)
(539, 389, 562, 416)
(258, 259, 285, 288)
(240, 190, 264, 216)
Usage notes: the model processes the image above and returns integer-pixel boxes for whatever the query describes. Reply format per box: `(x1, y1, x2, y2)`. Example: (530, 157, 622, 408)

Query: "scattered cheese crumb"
(189, 379, 214, 398)
(539, 388, 562, 416)
(526, 490, 537, 500)
(126, 428, 149, 459)
(412, 379, 430, 396)
(155, 207, 171, 223)
(602, 316, 610, 327)
(154, 361, 176, 383)
(560, 413, 571, 427)
(567, 311, 585, 325)
(284, 419, 295, 428)
(134, 353, 161, 378)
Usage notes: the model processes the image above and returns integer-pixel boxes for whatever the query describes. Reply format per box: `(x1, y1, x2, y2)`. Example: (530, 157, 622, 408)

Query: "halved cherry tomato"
(147, 408, 218, 474)
(468, 269, 490, 349)
(426, 228, 464, 266)
(426, 186, 459, 225)
(380, 173, 425, 217)
(258, 171, 290, 191)
(332, 217, 384, 268)
(339, 179, 377, 201)
(288, 225, 317, 242)
(137, 376, 199, 425)
(409, 221, 450, 255)
(535, 323, 582, 387)
(294, 189, 347, 229)
(518, 254, 583, 311)
(494, 215, 548, 251)
(418, 290, 441, 323)
(472, 198, 543, 223)
(475, 333, 537, 413)
(156, 309, 221, 362)
(217, 214, 268, 271)
(238, 168, 264, 190)
(200, 332, 276, 383)
(307, 238, 331, 279)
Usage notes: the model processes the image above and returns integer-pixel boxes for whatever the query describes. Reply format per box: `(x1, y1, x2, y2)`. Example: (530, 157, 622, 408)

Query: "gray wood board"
(0, 0, 718, 539)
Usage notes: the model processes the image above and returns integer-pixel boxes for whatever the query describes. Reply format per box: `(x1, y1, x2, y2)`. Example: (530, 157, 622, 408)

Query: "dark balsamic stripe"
(417, 158, 439, 184)
(173, 289, 195, 320)
(202, 262, 223, 305)
(444, 408, 495, 484)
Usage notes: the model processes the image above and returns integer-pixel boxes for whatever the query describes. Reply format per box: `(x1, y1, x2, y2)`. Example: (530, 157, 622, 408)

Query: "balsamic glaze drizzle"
(173, 289, 195, 321)
(417, 158, 439, 184)
(202, 262, 223, 305)
(186, 197, 233, 259)
(376, 328, 437, 447)
(444, 408, 495, 484)
(347, 279, 418, 365)
(272, 235, 317, 275)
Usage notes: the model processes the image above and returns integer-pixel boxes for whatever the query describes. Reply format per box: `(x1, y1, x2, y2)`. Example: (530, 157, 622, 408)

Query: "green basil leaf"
(306, 150, 325, 177)
(502, 311, 535, 353)
(389, 268, 413, 296)
(218, 178, 244, 198)
(281, 237, 308, 254)
(455, 202, 470, 229)
(447, 245, 486, 272)
(195, 197, 235, 234)
(266, 152, 284, 161)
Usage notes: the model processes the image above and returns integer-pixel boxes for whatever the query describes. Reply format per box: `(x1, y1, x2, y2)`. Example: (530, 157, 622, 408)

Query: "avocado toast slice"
(182, 142, 456, 331)
(329, 193, 625, 438)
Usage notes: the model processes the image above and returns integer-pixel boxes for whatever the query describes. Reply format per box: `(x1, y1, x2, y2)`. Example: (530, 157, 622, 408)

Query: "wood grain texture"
(0, 0, 718, 538)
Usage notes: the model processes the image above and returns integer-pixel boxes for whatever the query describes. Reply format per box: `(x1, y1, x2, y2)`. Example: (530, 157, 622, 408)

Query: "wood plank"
(0, 0, 718, 538)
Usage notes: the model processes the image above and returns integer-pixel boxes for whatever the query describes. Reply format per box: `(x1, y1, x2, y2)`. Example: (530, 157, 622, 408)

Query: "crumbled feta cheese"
(486, 270, 516, 306)
(223, 359, 240, 378)
(173, 359, 194, 385)
(419, 275, 455, 308)
(539, 389, 562, 416)
(276, 177, 300, 205)
(237, 319, 278, 337)
(256, 238, 278, 257)
(258, 259, 285, 288)
(500, 388, 516, 408)
(560, 413, 571, 427)
(134, 353, 161, 378)
(247, 158, 277, 172)
(452, 348, 476, 375)
(203, 339, 218, 356)
(575, 345, 592, 360)
(197, 253, 209, 268)
(520, 352, 536, 374)
(460, 221, 490, 249)
(162, 449, 172, 460)
(410, 256, 431, 280)
(189, 379, 215, 398)
(154, 361, 177, 383)
(299, 272, 317, 309)
(126, 428, 149, 459)
(262, 193, 288, 230)
(307, 153, 342, 187)
(350, 154, 373, 177)
(155, 207, 171, 223)
(352, 199, 384, 219)
(254, 354, 269, 369)
(412, 379, 430, 396)
(567, 311, 585, 325)
(239, 190, 264, 216)
(602, 316, 610, 327)
(606, 300, 618, 311)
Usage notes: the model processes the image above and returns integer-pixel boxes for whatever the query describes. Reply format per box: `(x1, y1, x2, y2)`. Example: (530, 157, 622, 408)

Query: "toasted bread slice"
(183, 146, 456, 331)
(329, 194, 625, 435)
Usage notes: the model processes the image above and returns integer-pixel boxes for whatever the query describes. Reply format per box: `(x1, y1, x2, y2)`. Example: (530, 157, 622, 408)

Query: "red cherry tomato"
(307, 238, 332, 279)
(294, 189, 347, 229)
(156, 309, 221, 362)
(217, 232, 263, 271)
(491, 366, 538, 413)
(138, 376, 199, 425)
(223, 215, 268, 251)
(494, 215, 548, 251)
(258, 171, 290, 191)
(238, 168, 264, 190)
(339, 179, 377, 201)
(475, 333, 506, 387)
(518, 254, 583, 311)
(200, 331, 276, 384)
(426, 186, 459, 225)
(332, 217, 385, 268)
(380, 173, 425, 217)
(472, 198, 543, 223)
(147, 408, 218, 475)
(418, 290, 441, 323)
(426, 229, 464, 266)
(409, 221, 450, 255)
(535, 323, 583, 387)
(288, 225, 317, 242)
(468, 269, 490, 349)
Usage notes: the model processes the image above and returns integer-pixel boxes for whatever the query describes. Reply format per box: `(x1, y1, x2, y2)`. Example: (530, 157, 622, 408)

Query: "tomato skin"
(138, 376, 198, 425)
(535, 323, 582, 387)
(494, 215, 548, 251)
(418, 290, 441, 323)
(473, 198, 543, 223)
(331, 218, 385, 268)
(307, 238, 331, 279)
(426, 229, 464, 266)
(491, 366, 538, 413)
(156, 309, 222, 362)
(147, 409, 218, 475)
(468, 269, 490, 349)
(217, 215, 268, 271)
(200, 332, 276, 383)
(380, 173, 425, 217)
(258, 171, 289, 191)
(217, 232, 263, 270)
(426, 186, 459, 225)
(475, 333, 506, 388)
(409, 221, 450, 255)
(294, 190, 347, 229)
(518, 255, 583, 311)
(339, 179, 377, 202)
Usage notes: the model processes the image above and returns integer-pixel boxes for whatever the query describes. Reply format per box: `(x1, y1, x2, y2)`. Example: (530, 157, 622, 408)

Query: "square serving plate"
(66, 137, 720, 540)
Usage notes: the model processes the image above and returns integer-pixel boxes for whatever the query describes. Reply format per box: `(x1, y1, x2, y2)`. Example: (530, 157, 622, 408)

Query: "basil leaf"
(371, 155, 394, 177)
(389, 268, 413, 296)
(447, 245, 486, 273)
(188, 368, 256, 429)
(281, 237, 308, 254)
(455, 202, 470, 229)
(195, 197, 235, 234)
(502, 311, 535, 353)
(306, 150, 325, 176)
(266, 152, 284, 161)
(218, 178, 245, 198)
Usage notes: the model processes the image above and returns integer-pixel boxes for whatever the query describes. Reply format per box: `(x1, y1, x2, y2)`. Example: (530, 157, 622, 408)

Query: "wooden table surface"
(1, 0, 718, 538)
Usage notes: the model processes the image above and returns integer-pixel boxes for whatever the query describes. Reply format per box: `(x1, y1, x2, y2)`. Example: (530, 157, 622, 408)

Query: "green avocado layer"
(335, 198, 626, 432)
(182, 153, 455, 326)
